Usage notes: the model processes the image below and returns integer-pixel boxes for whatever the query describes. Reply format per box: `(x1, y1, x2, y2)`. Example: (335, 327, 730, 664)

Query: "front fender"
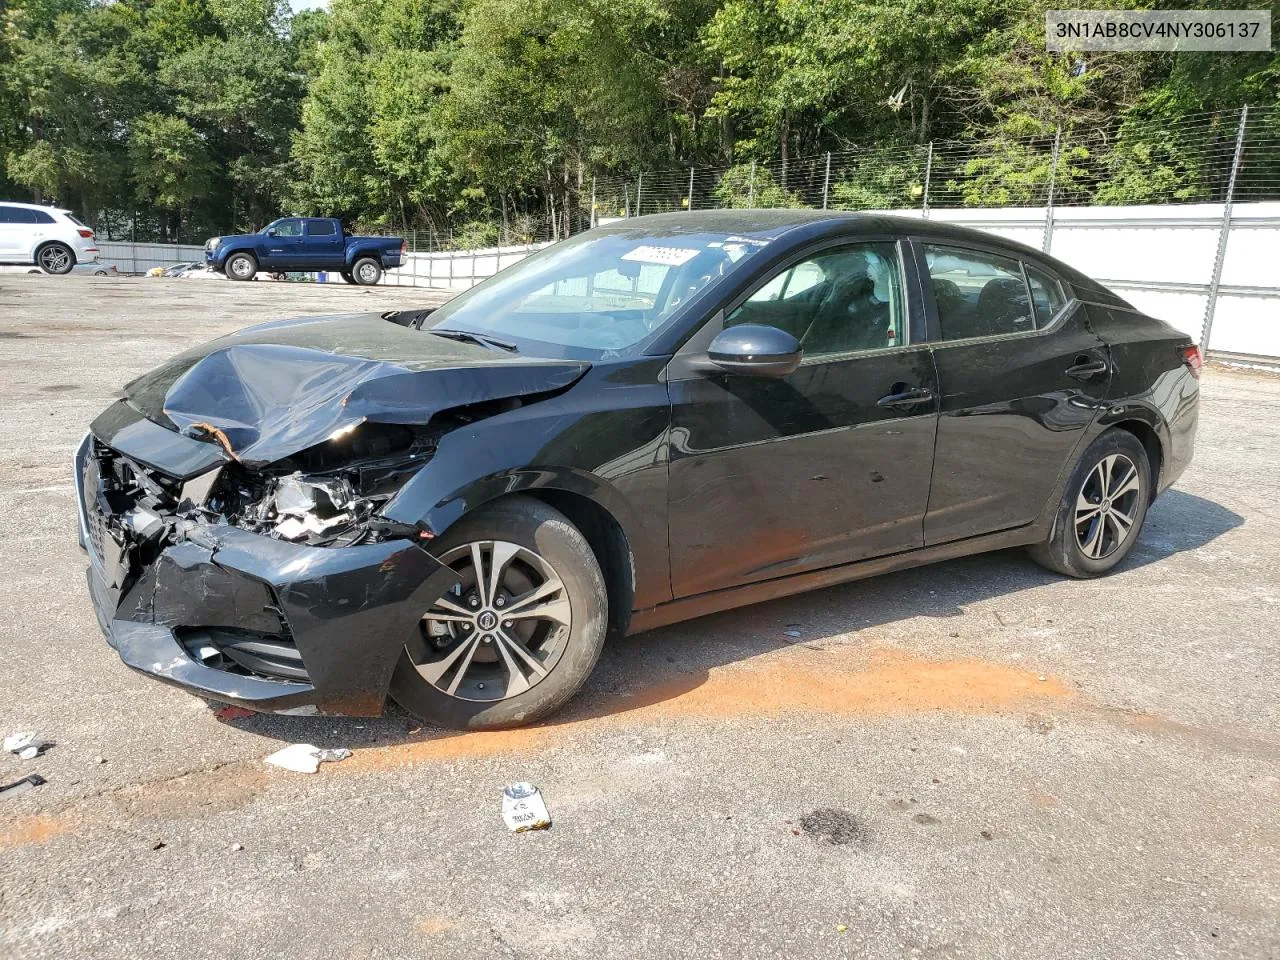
(379, 405, 672, 610)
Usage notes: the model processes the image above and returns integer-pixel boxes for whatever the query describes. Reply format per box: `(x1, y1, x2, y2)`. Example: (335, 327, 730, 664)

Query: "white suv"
(0, 202, 100, 274)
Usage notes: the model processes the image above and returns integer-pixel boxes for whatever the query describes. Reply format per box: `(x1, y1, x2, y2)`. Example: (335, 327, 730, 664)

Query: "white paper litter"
(264, 743, 352, 774)
(502, 782, 552, 832)
(4, 732, 49, 758)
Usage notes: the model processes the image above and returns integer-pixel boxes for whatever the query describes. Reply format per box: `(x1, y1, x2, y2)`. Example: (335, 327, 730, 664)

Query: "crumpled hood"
(120, 312, 590, 468)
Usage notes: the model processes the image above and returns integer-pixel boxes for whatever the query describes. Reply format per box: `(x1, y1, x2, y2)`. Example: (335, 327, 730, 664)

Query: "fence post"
(130, 211, 137, 275)
(590, 177, 597, 228)
(748, 160, 757, 207)
(922, 142, 934, 218)
(822, 152, 831, 210)
(687, 166, 695, 211)
(1041, 126, 1062, 253)
(636, 172, 644, 216)
(1201, 105, 1249, 353)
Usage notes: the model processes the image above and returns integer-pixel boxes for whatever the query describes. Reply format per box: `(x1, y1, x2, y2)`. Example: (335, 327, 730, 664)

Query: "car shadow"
(233, 489, 1241, 750)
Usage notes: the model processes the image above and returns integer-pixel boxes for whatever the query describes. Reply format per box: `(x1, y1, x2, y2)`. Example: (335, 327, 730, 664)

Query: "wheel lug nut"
(468, 597, 479, 608)
(495, 597, 505, 607)
(503, 620, 512, 628)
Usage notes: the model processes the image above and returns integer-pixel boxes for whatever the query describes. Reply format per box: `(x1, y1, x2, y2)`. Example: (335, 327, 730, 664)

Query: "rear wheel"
(390, 496, 607, 730)
(352, 257, 382, 286)
(225, 252, 257, 281)
(36, 242, 75, 275)
(1029, 429, 1151, 578)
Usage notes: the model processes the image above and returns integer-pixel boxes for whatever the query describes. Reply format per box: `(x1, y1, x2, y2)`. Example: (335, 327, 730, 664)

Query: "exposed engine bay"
(89, 422, 435, 557)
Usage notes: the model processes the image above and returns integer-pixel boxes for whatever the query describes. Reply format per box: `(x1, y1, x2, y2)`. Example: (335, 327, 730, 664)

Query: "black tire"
(352, 257, 383, 286)
(225, 252, 257, 281)
(1029, 428, 1151, 578)
(339, 271, 355, 284)
(36, 242, 75, 275)
(390, 496, 607, 730)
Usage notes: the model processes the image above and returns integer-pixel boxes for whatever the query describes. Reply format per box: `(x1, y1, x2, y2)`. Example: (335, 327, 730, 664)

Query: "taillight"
(77, 228, 94, 239)
(400, 239, 407, 256)
(1179, 344, 1202, 379)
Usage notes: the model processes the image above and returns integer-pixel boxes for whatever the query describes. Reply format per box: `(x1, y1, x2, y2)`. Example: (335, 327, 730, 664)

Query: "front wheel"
(390, 496, 607, 730)
(225, 252, 257, 281)
(1029, 428, 1151, 578)
(37, 242, 75, 275)
(352, 257, 383, 286)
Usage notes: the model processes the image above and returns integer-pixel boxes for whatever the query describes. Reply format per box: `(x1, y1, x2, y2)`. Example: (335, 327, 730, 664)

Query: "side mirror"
(266, 228, 277, 237)
(706, 324, 802, 378)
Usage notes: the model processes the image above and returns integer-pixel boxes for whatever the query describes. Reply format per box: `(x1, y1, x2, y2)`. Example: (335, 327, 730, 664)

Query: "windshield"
(425, 227, 774, 358)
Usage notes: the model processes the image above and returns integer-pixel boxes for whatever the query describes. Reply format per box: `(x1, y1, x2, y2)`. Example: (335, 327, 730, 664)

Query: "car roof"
(0, 200, 70, 214)
(621, 208, 1101, 282)
(620, 209, 1033, 249)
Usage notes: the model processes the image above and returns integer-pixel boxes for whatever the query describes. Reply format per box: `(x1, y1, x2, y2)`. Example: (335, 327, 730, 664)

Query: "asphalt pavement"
(0, 275, 1277, 959)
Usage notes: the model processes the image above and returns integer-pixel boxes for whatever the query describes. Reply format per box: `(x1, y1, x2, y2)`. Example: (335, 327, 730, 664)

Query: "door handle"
(1065, 356, 1109, 381)
(877, 386, 934, 408)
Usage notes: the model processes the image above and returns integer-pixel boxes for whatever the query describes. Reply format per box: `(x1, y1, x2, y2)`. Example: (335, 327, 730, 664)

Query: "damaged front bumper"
(75, 429, 459, 716)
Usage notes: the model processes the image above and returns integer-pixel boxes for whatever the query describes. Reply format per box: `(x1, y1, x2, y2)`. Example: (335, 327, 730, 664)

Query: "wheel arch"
(408, 472, 641, 638)
(34, 239, 76, 267)
(523, 489, 635, 639)
(1095, 402, 1169, 500)
(1106, 419, 1163, 497)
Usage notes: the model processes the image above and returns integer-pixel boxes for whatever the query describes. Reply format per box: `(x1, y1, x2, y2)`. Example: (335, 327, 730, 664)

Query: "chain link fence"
(399, 105, 1274, 250)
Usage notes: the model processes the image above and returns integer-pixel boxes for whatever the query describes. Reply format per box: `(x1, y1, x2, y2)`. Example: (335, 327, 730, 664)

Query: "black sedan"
(77, 211, 1200, 729)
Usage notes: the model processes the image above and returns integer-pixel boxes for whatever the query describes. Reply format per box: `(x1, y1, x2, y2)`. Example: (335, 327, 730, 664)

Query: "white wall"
(95, 203, 1280, 359)
(97, 241, 206, 273)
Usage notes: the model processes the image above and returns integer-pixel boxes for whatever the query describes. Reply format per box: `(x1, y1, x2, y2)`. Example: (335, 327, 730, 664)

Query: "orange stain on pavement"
(349, 648, 1072, 768)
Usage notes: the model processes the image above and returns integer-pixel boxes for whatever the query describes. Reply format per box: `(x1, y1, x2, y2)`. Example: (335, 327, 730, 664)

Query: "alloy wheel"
(39, 245, 71, 273)
(410, 541, 572, 702)
(1074, 453, 1142, 560)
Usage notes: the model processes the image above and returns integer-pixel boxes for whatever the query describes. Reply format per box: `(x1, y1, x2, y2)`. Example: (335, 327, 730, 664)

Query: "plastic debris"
(213, 705, 255, 721)
(0, 774, 46, 798)
(264, 743, 352, 774)
(4, 732, 51, 759)
(784, 630, 802, 638)
(501, 782, 551, 832)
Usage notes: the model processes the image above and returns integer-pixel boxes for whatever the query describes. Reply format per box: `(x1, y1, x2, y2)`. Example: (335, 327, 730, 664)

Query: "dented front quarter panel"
(382, 359, 675, 610)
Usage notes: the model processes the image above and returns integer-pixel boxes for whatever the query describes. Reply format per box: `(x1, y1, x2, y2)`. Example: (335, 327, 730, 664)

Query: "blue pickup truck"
(205, 217, 405, 285)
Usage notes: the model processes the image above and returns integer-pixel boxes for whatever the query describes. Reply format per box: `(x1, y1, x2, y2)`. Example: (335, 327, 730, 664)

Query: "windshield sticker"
(621, 245, 701, 267)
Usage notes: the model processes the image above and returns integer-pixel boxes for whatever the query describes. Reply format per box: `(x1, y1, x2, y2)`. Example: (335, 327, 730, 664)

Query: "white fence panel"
(92, 204, 1280, 359)
(97, 241, 206, 274)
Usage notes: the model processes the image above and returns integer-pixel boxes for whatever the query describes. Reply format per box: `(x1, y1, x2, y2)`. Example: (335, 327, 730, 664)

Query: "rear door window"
(1026, 264, 1066, 325)
(922, 244, 1033, 340)
(307, 220, 336, 237)
(30, 209, 54, 224)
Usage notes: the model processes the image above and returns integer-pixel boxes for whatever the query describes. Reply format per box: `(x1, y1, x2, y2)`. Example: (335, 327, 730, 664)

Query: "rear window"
(307, 220, 336, 236)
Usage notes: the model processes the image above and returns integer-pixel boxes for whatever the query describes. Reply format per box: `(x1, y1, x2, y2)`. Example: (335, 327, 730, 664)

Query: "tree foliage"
(0, 0, 1276, 241)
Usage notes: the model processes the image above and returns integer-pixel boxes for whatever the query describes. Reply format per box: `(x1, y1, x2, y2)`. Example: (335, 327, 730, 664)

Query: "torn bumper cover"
(76, 428, 459, 716)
